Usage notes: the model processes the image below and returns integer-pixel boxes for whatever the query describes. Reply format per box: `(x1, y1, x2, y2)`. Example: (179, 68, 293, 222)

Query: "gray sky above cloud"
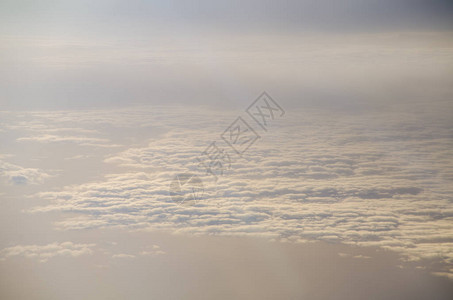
(1, 32, 452, 110)
(1, 0, 452, 35)
(1, 1, 453, 110)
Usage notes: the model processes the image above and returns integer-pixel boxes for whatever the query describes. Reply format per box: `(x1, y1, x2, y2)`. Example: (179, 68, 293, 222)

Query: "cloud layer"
(4, 103, 449, 279)
(0, 156, 51, 185)
(0, 242, 95, 263)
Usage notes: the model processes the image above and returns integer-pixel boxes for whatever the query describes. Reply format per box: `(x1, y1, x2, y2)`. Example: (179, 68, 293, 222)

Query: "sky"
(1, 1, 453, 299)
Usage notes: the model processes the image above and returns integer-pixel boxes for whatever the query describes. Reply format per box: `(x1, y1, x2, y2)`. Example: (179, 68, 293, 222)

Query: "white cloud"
(112, 253, 135, 259)
(0, 158, 51, 185)
(3, 104, 452, 279)
(0, 242, 95, 263)
(139, 245, 166, 256)
(17, 134, 117, 147)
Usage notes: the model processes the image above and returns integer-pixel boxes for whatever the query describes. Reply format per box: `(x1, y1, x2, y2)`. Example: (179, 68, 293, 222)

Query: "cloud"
(2, 88, 452, 279)
(0, 158, 51, 185)
(139, 245, 166, 256)
(20, 103, 453, 279)
(0, 242, 95, 263)
(338, 253, 371, 259)
(17, 134, 117, 147)
(110, 245, 165, 259)
(111, 253, 135, 259)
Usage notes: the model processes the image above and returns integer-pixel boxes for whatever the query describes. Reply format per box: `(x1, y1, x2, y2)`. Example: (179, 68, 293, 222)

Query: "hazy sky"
(1, 0, 452, 109)
(1, 1, 453, 299)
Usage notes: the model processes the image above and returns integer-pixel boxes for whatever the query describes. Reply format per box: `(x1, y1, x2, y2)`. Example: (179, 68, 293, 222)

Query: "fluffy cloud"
(111, 245, 165, 259)
(2, 103, 452, 279)
(0, 157, 51, 185)
(0, 242, 95, 263)
(139, 245, 166, 256)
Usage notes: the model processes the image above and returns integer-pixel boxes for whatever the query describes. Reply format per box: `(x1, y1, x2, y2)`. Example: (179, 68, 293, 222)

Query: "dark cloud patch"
(354, 187, 423, 199)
